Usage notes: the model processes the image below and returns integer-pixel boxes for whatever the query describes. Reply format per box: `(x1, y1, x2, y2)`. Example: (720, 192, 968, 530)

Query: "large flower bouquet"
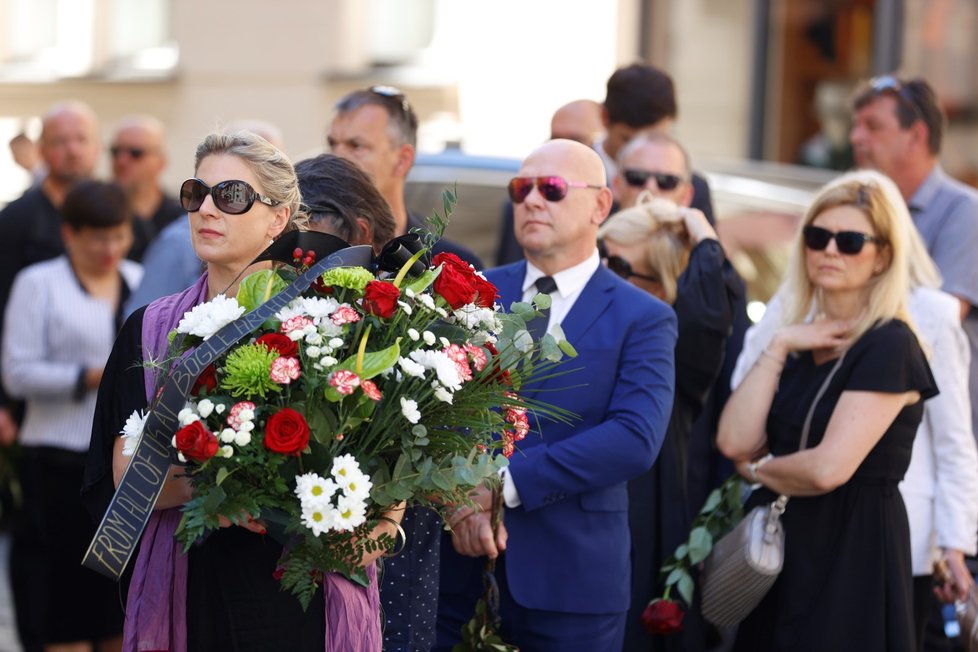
(122, 220, 575, 608)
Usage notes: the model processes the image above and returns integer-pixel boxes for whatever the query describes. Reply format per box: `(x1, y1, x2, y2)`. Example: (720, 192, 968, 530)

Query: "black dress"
(733, 320, 937, 652)
(81, 309, 326, 652)
(624, 239, 740, 652)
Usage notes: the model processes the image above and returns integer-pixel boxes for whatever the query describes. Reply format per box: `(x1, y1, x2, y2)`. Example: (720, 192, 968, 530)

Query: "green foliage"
(238, 270, 287, 311)
(657, 474, 748, 608)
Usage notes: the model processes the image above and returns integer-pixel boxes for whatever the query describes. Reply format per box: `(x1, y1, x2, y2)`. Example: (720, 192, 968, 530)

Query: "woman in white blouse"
(2, 180, 141, 652)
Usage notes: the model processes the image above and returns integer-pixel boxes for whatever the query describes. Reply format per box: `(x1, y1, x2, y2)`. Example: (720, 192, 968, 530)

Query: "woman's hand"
(935, 550, 974, 603)
(768, 318, 853, 359)
(680, 207, 718, 245)
(218, 513, 266, 535)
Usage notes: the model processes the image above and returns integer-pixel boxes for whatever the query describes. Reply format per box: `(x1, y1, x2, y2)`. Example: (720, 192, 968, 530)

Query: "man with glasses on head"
(436, 139, 676, 651)
(109, 115, 183, 261)
(850, 73, 978, 652)
(328, 86, 483, 270)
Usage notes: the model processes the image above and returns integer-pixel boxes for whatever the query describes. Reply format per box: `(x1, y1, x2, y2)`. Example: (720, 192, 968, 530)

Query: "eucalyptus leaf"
(700, 488, 722, 514)
(688, 526, 713, 564)
(677, 573, 695, 605)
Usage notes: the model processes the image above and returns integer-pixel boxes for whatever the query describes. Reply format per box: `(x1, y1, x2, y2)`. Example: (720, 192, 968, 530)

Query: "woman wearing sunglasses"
(718, 170, 938, 651)
(83, 132, 397, 651)
(598, 195, 739, 652)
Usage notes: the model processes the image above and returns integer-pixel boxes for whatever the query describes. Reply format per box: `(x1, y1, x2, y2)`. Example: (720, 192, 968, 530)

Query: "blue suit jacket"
(442, 261, 677, 615)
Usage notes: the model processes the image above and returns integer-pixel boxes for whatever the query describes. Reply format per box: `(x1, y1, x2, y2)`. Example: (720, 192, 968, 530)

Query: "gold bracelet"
(375, 516, 407, 557)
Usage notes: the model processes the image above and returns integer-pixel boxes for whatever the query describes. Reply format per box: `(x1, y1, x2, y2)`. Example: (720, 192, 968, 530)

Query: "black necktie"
(527, 276, 557, 340)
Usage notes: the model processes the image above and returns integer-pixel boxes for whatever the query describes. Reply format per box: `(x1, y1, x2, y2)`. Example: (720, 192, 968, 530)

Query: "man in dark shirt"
(0, 100, 101, 445)
(327, 86, 483, 271)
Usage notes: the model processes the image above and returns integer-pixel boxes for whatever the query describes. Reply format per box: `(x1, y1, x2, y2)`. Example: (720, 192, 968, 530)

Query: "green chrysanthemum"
(320, 267, 374, 294)
(220, 343, 282, 398)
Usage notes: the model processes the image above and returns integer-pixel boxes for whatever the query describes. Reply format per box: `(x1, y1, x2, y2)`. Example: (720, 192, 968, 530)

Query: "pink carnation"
(270, 356, 301, 384)
(465, 343, 488, 372)
(443, 343, 473, 382)
(329, 370, 361, 395)
(227, 401, 257, 429)
(506, 410, 530, 441)
(281, 316, 313, 336)
(331, 306, 361, 325)
(361, 379, 382, 401)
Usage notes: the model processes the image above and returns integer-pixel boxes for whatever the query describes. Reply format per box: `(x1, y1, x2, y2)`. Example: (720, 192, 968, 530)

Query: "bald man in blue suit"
(435, 140, 677, 651)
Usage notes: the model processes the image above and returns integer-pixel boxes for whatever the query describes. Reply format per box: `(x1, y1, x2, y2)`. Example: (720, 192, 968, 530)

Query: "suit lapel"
(491, 261, 527, 309)
(559, 266, 616, 343)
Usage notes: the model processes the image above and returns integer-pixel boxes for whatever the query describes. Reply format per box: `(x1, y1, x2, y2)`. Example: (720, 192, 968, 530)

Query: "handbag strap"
(773, 350, 848, 511)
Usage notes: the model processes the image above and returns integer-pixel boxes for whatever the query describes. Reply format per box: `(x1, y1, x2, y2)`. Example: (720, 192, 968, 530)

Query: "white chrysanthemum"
(321, 356, 338, 367)
(398, 356, 426, 379)
(238, 421, 255, 433)
(301, 296, 340, 320)
(295, 472, 339, 504)
(177, 452, 187, 463)
(220, 445, 234, 458)
(301, 502, 337, 536)
(453, 305, 499, 331)
(306, 346, 322, 358)
(220, 428, 237, 443)
(176, 294, 245, 340)
(331, 454, 360, 481)
(434, 385, 454, 405)
(119, 409, 148, 457)
(237, 408, 255, 422)
(274, 299, 307, 323)
(197, 399, 215, 418)
(328, 337, 344, 349)
(439, 337, 450, 348)
(333, 494, 368, 531)
(177, 406, 200, 427)
(409, 349, 462, 390)
(305, 332, 323, 346)
(422, 331, 436, 346)
(398, 301, 413, 316)
(318, 320, 344, 338)
(435, 307, 449, 318)
(416, 293, 436, 311)
(233, 430, 252, 447)
(214, 404, 226, 414)
(400, 397, 421, 424)
(407, 328, 420, 341)
(342, 472, 372, 500)
(405, 288, 416, 298)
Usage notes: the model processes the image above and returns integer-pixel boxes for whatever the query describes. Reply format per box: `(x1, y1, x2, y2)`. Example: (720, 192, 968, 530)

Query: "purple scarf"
(123, 273, 381, 652)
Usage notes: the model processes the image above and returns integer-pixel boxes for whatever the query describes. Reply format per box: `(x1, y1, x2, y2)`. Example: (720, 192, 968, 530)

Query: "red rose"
(434, 262, 476, 309)
(470, 274, 499, 309)
(256, 333, 298, 358)
(264, 408, 310, 455)
(362, 281, 401, 318)
(191, 364, 218, 396)
(175, 421, 219, 463)
(641, 599, 685, 635)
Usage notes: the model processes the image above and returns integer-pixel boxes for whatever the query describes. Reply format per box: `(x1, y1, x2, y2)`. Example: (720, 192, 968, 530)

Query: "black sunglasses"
(869, 75, 921, 119)
(110, 145, 149, 159)
(508, 176, 604, 204)
(803, 225, 880, 255)
(180, 178, 278, 215)
(621, 169, 686, 191)
(605, 255, 660, 283)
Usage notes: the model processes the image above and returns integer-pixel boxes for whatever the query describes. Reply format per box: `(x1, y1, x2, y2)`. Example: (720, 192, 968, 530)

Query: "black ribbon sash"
(83, 233, 374, 580)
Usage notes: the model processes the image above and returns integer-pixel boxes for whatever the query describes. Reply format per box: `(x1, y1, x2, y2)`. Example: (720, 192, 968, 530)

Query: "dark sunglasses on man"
(110, 145, 150, 160)
(180, 178, 279, 215)
(802, 225, 880, 255)
(508, 176, 604, 204)
(621, 169, 685, 191)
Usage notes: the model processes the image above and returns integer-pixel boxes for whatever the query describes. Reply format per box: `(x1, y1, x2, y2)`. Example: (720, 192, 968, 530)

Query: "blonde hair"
(597, 197, 691, 303)
(784, 169, 917, 342)
(194, 131, 308, 233)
